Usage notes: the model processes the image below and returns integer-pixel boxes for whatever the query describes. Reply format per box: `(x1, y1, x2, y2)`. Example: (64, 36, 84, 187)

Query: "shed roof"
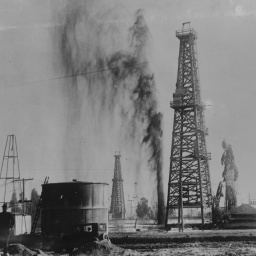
(230, 204, 256, 215)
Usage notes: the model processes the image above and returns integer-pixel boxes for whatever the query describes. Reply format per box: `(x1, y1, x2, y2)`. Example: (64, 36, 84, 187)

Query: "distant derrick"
(212, 181, 224, 224)
(213, 182, 224, 209)
(110, 152, 125, 219)
(221, 140, 238, 211)
(165, 23, 212, 229)
(0, 135, 21, 203)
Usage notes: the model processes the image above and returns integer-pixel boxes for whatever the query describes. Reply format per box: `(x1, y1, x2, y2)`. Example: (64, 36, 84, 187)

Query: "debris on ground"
(70, 240, 139, 256)
(4, 230, 256, 255)
(7, 244, 36, 256)
(6, 244, 53, 256)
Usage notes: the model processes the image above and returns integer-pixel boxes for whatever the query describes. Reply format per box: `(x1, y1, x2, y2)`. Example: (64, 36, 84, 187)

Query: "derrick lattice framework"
(165, 25, 212, 226)
(110, 152, 125, 219)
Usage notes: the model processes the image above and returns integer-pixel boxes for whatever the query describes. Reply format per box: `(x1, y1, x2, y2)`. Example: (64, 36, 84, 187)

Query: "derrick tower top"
(171, 22, 205, 112)
(113, 152, 122, 181)
(176, 22, 198, 39)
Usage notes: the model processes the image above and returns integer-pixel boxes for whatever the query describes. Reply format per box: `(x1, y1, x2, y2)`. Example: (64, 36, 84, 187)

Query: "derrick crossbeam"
(165, 24, 212, 228)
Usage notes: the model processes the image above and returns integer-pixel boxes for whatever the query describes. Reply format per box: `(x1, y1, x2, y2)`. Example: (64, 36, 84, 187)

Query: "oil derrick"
(110, 152, 125, 219)
(221, 140, 238, 211)
(165, 23, 212, 229)
(212, 182, 224, 224)
(0, 135, 33, 234)
(0, 135, 21, 203)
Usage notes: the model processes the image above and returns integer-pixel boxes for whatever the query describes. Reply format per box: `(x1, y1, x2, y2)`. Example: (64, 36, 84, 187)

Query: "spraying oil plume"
(108, 10, 165, 223)
(221, 140, 238, 210)
(58, 2, 165, 223)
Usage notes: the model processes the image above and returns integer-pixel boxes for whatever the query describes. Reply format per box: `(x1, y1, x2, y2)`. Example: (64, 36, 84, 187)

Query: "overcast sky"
(0, 0, 255, 207)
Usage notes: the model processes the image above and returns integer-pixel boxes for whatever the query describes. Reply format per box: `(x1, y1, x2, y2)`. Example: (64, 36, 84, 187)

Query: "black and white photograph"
(0, 1, 256, 255)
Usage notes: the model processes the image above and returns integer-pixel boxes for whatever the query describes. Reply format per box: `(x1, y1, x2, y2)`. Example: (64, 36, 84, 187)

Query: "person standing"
(0, 203, 14, 256)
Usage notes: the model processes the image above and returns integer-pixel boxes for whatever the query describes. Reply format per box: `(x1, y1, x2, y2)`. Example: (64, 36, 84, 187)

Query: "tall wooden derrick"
(110, 152, 125, 219)
(165, 23, 212, 229)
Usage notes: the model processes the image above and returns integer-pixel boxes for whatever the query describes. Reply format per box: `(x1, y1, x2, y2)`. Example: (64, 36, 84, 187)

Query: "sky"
(0, 0, 255, 208)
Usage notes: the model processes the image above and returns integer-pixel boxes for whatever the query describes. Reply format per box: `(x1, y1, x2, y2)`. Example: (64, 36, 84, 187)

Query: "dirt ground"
(109, 229, 256, 255)
(70, 240, 256, 256)
(119, 241, 256, 255)
(6, 241, 256, 256)
(4, 229, 256, 255)
(110, 228, 256, 244)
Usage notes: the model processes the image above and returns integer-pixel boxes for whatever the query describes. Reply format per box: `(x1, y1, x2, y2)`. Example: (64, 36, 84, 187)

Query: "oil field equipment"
(30, 176, 49, 234)
(41, 181, 109, 249)
(212, 182, 224, 225)
(165, 23, 212, 229)
(0, 135, 21, 204)
(221, 140, 238, 211)
(110, 152, 125, 219)
(0, 135, 32, 235)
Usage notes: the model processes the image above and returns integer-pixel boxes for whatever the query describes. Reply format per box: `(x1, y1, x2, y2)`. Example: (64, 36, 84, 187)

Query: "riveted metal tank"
(41, 181, 109, 236)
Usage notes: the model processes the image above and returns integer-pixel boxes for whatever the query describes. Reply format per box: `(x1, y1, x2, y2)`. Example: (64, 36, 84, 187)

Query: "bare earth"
(108, 229, 256, 256)
(5, 229, 256, 255)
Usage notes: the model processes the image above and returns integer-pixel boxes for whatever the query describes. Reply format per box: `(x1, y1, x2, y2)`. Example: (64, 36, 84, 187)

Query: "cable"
(0, 62, 147, 89)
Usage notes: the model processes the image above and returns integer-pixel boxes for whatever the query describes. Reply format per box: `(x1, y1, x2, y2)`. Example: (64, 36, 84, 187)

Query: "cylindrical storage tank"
(41, 181, 109, 236)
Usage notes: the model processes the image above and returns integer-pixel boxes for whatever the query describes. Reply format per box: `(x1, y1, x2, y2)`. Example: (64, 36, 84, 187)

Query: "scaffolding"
(165, 23, 212, 230)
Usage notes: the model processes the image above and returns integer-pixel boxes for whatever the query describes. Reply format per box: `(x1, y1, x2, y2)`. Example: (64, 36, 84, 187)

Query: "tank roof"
(230, 204, 256, 215)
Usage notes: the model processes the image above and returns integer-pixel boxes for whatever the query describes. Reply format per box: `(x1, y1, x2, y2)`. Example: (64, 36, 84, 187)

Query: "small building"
(249, 197, 256, 209)
(229, 204, 256, 228)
